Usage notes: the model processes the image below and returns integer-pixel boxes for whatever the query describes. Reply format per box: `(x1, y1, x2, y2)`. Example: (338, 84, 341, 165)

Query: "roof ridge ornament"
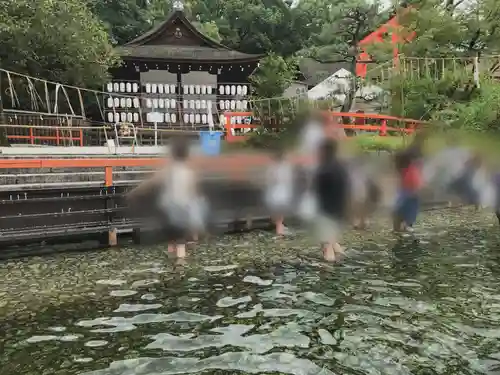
(173, 0, 184, 11)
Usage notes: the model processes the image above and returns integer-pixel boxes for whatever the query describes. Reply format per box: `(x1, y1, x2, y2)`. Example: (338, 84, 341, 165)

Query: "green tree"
(192, 0, 305, 56)
(0, 0, 118, 87)
(249, 53, 298, 98)
(297, 0, 387, 112)
(87, 0, 173, 45)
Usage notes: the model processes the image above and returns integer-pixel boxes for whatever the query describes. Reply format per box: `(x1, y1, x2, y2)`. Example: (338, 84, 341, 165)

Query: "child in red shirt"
(393, 143, 424, 232)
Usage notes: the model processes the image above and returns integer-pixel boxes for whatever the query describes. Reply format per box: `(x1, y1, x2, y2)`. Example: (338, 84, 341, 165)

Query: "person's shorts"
(394, 190, 419, 226)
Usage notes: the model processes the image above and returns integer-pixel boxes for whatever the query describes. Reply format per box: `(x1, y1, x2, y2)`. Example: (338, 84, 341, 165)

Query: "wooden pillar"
(104, 166, 118, 247)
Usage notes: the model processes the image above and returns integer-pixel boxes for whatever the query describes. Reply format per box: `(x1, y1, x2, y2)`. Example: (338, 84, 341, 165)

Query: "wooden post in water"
(104, 166, 118, 247)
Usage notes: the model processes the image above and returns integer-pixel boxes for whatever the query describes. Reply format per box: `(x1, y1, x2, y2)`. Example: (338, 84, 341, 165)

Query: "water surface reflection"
(3, 226, 500, 375)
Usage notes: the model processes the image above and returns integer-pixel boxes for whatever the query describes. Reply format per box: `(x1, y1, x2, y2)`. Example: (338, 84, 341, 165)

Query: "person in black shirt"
(313, 139, 350, 262)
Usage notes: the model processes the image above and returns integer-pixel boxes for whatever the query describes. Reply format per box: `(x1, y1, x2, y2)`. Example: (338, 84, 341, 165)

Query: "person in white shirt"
(299, 112, 327, 158)
(264, 149, 294, 235)
(128, 138, 206, 259)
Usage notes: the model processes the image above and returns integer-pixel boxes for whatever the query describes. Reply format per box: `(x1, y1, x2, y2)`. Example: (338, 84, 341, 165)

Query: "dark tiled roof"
(118, 45, 261, 62)
(120, 10, 262, 62)
(298, 58, 352, 86)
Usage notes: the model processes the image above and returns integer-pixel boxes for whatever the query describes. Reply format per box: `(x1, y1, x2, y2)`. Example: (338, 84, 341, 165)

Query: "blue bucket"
(199, 131, 223, 156)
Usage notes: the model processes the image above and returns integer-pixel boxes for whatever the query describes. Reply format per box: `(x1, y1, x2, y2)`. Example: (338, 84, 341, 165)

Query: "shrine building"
(104, 1, 263, 130)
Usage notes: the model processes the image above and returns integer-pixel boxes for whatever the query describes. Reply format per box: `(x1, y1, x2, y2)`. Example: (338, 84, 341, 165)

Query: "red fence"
(224, 111, 426, 143)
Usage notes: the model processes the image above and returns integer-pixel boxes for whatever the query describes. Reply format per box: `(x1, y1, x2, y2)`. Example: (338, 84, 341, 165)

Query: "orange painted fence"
(0, 153, 319, 187)
(3, 124, 84, 146)
(224, 111, 426, 143)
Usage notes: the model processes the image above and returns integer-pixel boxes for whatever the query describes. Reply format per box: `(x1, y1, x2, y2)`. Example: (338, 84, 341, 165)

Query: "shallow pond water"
(2, 208, 500, 375)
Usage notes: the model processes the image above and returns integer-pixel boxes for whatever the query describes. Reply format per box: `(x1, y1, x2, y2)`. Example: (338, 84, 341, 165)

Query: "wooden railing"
(224, 111, 426, 143)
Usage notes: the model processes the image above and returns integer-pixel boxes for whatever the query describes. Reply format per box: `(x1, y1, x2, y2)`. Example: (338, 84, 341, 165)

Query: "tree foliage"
(0, 0, 118, 87)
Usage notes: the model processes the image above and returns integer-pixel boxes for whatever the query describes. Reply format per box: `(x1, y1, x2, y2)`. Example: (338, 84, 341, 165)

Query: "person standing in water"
(128, 137, 205, 259)
(159, 138, 206, 258)
(393, 132, 426, 232)
(313, 139, 350, 262)
(264, 148, 294, 235)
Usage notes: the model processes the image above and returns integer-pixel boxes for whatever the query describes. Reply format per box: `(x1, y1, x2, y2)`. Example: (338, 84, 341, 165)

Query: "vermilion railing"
(3, 124, 84, 146)
(224, 111, 426, 143)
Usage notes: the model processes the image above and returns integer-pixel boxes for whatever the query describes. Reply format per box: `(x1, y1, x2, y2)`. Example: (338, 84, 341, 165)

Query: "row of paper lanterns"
(143, 84, 249, 96)
(107, 112, 140, 123)
(107, 97, 250, 110)
(106, 82, 250, 96)
(107, 97, 140, 108)
(107, 82, 139, 93)
(106, 112, 251, 125)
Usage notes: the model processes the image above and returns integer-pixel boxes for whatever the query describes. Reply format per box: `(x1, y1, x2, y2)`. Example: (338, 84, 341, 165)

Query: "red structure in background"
(356, 10, 416, 78)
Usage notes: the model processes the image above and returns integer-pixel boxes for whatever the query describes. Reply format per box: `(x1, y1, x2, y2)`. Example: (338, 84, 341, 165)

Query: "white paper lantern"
(170, 99, 176, 108)
(120, 98, 126, 108)
(219, 114, 225, 125)
(165, 85, 170, 94)
(219, 100, 225, 110)
(219, 85, 224, 94)
(146, 99, 152, 108)
(132, 83, 138, 92)
(225, 85, 230, 95)
(183, 100, 188, 108)
(170, 84, 176, 93)
(126, 82, 132, 92)
(183, 85, 188, 93)
(237, 85, 242, 95)
(188, 85, 194, 94)
(107, 83, 113, 92)
(114, 98, 120, 108)
(158, 84, 164, 94)
(195, 100, 201, 109)
(201, 100, 206, 109)
(242, 85, 248, 95)
(113, 83, 119, 92)
(165, 113, 170, 122)
(120, 112, 126, 122)
(236, 100, 241, 109)
(225, 100, 230, 109)
(133, 98, 139, 108)
(153, 99, 158, 108)
(171, 113, 177, 123)
(127, 112, 133, 122)
(190, 100, 195, 109)
(231, 85, 236, 95)
(195, 114, 200, 123)
(201, 85, 207, 95)
(242, 100, 248, 109)
(107, 97, 113, 108)
(207, 86, 212, 94)
(183, 113, 189, 123)
(189, 114, 195, 124)
(151, 84, 157, 93)
(165, 99, 170, 109)
(159, 99, 164, 108)
(202, 114, 207, 124)
(133, 113, 139, 122)
(195, 85, 201, 94)
(119, 83, 125, 92)
(126, 98, 132, 108)
(114, 113, 120, 122)
(146, 113, 151, 122)
(107, 112, 113, 122)
(146, 83, 151, 93)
